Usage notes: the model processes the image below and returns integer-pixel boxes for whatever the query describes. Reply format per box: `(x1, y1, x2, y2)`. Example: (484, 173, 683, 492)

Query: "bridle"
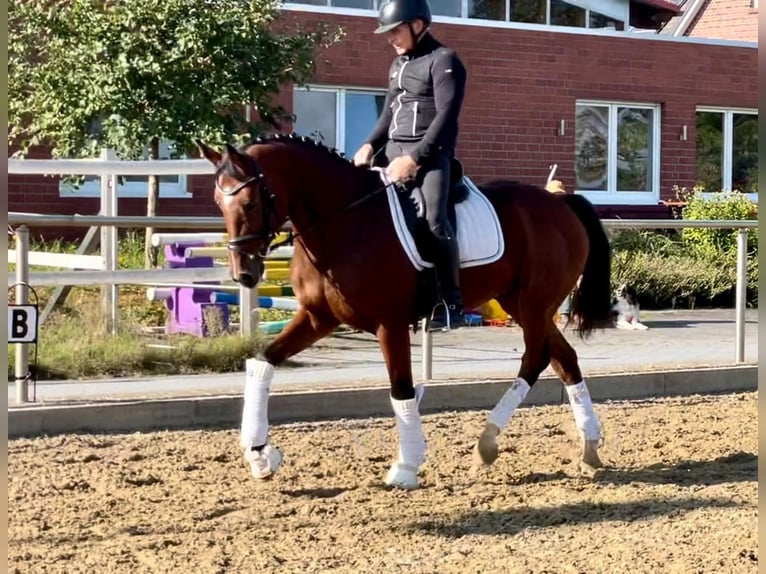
(215, 159, 279, 260)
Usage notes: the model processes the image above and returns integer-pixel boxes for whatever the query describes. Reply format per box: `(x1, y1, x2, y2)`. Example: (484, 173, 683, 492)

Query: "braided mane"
(248, 132, 362, 170)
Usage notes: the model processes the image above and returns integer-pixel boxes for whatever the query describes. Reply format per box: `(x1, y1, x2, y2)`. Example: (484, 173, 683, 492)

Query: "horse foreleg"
(377, 324, 426, 490)
(240, 307, 339, 480)
(548, 325, 603, 471)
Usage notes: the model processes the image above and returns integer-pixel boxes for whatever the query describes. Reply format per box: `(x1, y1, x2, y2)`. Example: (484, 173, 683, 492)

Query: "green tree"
(9, 0, 342, 266)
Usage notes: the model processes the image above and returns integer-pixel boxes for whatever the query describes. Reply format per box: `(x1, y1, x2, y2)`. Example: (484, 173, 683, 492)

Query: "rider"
(353, 0, 468, 331)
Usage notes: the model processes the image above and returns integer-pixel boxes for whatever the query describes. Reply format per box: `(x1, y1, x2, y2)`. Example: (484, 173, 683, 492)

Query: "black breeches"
(385, 141, 454, 241)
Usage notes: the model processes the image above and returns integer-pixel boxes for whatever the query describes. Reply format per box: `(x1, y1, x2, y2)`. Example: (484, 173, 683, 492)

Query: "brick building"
(9, 0, 758, 235)
(662, 0, 759, 43)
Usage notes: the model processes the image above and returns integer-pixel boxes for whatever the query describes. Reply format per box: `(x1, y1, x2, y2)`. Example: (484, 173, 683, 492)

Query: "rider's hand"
(385, 155, 418, 183)
(353, 143, 374, 167)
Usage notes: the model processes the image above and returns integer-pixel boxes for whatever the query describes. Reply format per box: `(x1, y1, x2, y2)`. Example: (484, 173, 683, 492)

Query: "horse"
(196, 134, 613, 490)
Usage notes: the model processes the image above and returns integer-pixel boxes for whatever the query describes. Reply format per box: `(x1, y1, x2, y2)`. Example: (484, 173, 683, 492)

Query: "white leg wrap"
(240, 358, 275, 450)
(488, 378, 530, 431)
(391, 396, 426, 468)
(566, 381, 601, 441)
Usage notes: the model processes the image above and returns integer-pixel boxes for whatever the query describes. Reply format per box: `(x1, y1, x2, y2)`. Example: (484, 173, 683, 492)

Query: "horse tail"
(562, 194, 613, 339)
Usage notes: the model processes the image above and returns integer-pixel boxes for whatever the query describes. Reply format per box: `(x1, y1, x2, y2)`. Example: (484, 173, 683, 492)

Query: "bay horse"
(196, 134, 613, 490)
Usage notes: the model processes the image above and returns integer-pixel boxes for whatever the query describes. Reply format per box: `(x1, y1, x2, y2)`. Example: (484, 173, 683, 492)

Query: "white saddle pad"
(378, 170, 505, 271)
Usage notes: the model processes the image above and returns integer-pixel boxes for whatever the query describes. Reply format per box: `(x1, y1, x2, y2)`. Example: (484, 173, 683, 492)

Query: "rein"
(289, 179, 394, 243)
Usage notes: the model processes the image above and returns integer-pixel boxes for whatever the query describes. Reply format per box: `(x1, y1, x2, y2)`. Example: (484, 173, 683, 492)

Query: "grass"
(8, 232, 297, 380)
(8, 310, 269, 380)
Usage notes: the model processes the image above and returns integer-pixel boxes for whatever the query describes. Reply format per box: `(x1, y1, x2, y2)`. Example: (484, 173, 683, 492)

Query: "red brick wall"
(9, 14, 757, 238)
(687, 0, 758, 43)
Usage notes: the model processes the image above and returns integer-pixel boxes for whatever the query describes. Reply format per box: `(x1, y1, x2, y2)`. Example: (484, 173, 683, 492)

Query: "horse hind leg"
(548, 325, 603, 472)
(474, 293, 552, 467)
(241, 307, 339, 480)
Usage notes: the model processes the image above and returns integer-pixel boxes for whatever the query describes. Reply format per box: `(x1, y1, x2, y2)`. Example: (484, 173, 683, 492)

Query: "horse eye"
(244, 201, 257, 212)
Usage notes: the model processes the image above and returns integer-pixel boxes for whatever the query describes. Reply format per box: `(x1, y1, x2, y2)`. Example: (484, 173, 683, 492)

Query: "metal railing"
(9, 216, 757, 404)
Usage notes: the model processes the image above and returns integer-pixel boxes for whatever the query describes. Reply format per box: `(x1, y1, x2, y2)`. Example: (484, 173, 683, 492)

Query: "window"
(575, 101, 660, 204)
(289, 0, 377, 9)
(550, 0, 586, 27)
(287, 0, 625, 29)
(508, 0, 546, 23)
(292, 86, 387, 155)
(470, 0, 620, 25)
(431, 0, 462, 17)
(469, 0, 507, 21)
(696, 108, 757, 197)
(59, 140, 189, 198)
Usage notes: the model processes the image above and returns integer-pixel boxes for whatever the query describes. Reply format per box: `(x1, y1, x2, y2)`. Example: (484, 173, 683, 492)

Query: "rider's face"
(387, 20, 425, 55)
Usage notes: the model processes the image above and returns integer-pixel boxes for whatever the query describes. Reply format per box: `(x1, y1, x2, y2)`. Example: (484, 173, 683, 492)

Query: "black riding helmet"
(374, 0, 432, 34)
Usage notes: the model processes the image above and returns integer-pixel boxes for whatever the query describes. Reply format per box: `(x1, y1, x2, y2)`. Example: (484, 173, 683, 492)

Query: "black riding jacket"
(365, 33, 467, 165)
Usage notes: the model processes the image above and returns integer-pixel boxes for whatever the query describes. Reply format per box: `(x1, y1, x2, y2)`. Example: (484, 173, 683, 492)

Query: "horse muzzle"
(236, 272, 259, 289)
(235, 257, 264, 289)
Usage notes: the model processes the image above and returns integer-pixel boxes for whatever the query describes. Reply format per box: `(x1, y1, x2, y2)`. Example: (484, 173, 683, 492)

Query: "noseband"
(215, 159, 278, 260)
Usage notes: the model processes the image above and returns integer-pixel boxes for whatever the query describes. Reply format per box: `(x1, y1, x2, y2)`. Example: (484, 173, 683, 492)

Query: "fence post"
(735, 229, 747, 363)
(239, 284, 258, 336)
(100, 148, 119, 334)
(14, 226, 30, 404)
(421, 318, 432, 381)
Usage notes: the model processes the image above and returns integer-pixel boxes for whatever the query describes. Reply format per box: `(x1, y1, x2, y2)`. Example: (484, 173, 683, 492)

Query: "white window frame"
(293, 85, 387, 154)
(574, 100, 661, 205)
(58, 141, 191, 198)
(695, 106, 758, 202)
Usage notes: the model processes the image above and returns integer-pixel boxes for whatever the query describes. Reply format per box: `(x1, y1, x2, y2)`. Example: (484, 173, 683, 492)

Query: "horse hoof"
(244, 443, 283, 480)
(581, 439, 603, 470)
(474, 431, 499, 466)
(384, 462, 420, 490)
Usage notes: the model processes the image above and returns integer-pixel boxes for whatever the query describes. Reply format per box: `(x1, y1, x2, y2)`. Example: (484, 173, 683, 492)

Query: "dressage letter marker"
(8, 305, 39, 343)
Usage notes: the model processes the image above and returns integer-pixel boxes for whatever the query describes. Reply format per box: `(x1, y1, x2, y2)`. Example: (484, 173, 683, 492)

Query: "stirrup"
(428, 299, 464, 332)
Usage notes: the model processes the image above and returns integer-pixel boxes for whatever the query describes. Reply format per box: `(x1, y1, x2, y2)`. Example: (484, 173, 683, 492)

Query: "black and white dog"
(611, 284, 649, 330)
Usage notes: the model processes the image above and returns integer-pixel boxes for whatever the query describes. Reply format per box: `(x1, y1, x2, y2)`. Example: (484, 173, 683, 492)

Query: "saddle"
(395, 158, 470, 237)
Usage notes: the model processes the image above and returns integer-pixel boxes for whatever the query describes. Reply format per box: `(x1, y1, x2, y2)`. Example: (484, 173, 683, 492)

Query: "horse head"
(196, 139, 286, 289)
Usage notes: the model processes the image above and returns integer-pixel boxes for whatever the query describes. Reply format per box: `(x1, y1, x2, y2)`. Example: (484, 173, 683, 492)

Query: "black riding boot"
(430, 236, 464, 331)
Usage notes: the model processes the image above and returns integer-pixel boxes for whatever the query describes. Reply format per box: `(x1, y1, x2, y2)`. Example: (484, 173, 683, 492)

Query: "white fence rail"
(8, 156, 758, 405)
(11, 266, 231, 287)
(9, 215, 757, 404)
(8, 158, 213, 176)
(7, 250, 104, 270)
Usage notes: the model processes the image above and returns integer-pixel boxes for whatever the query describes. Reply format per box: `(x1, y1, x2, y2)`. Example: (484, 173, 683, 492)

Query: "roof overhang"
(630, 0, 683, 29)
(562, 0, 682, 27)
(632, 0, 683, 14)
(563, 0, 627, 20)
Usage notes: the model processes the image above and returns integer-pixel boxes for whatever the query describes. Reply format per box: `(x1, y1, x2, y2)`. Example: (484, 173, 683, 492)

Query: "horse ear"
(196, 139, 221, 165)
(224, 143, 252, 175)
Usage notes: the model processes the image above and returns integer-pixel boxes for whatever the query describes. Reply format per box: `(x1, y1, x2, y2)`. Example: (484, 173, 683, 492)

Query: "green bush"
(609, 189, 758, 308)
(611, 250, 737, 309)
(609, 229, 684, 258)
(679, 188, 758, 260)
